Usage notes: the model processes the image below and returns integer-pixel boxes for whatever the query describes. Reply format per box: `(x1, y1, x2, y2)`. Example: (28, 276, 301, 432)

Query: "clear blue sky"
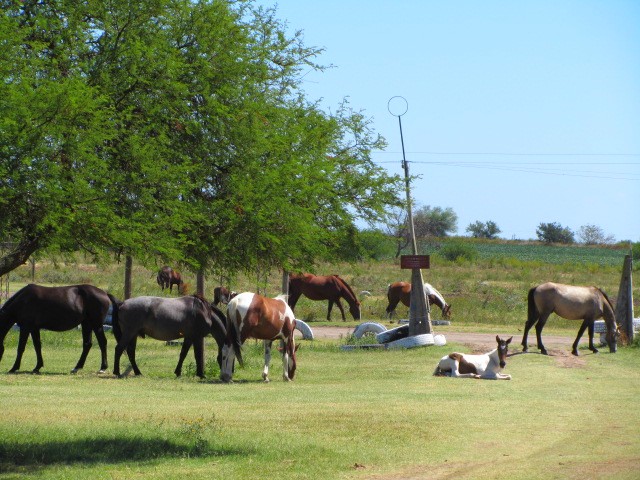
(257, 1, 640, 242)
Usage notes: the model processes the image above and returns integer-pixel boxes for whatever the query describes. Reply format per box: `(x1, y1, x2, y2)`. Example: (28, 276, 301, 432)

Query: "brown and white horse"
(386, 281, 451, 319)
(434, 336, 513, 380)
(288, 273, 361, 321)
(221, 292, 297, 383)
(522, 282, 618, 356)
(156, 266, 185, 294)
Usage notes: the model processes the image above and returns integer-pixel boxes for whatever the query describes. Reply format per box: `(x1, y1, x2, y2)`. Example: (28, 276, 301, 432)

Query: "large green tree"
(0, 0, 402, 278)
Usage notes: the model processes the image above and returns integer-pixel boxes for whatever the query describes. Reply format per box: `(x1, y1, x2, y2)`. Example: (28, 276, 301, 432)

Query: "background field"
(0, 241, 638, 479)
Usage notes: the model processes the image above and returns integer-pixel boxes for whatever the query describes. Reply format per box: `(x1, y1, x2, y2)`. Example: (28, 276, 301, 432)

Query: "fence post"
(614, 255, 634, 344)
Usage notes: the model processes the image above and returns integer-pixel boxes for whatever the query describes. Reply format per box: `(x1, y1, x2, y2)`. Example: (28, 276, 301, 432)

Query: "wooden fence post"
(614, 255, 634, 344)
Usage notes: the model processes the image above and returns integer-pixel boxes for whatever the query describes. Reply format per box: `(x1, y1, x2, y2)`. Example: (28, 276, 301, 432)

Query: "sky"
(256, 0, 640, 242)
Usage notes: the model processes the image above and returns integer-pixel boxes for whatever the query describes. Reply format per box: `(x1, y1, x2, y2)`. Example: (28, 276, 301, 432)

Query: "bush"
(439, 242, 478, 262)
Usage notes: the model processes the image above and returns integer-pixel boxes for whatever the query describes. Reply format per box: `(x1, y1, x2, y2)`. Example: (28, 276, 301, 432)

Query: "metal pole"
(398, 114, 418, 255)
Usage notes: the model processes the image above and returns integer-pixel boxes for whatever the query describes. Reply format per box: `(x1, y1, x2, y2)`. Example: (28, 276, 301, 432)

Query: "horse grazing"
(213, 286, 237, 306)
(221, 292, 297, 383)
(112, 294, 226, 378)
(386, 281, 451, 319)
(434, 336, 513, 380)
(156, 266, 185, 294)
(522, 282, 618, 356)
(0, 284, 119, 374)
(288, 273, 361, 321)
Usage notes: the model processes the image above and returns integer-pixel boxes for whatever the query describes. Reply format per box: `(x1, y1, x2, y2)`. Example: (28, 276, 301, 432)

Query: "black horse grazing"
(156, 266, 185, 294)
(0, 284, 119, 374)
(112, 294, 226, 378)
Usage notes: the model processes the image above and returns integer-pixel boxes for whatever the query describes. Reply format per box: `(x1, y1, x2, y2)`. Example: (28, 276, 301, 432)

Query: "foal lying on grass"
(433, 335, 513, 380)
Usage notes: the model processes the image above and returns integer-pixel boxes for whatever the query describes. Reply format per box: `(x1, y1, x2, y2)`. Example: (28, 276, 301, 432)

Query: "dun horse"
(221, 292, 297, 383)
(386, 281, 451, 319)
(521, 282, 618, 356)
(434, 335, 513, 380)
(112, 294, 226, 378)
(288, 273, 361, 321)
(156, 266, 185, 294)
(0, 284, 119, 374)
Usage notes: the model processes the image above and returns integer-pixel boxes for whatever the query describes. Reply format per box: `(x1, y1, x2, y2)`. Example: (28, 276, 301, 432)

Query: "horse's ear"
(496, 335, 501, 343)
(506, 336, 513, 344)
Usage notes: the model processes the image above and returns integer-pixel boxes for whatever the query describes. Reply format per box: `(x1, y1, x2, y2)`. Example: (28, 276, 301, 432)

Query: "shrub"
(439, 242, 478, 262)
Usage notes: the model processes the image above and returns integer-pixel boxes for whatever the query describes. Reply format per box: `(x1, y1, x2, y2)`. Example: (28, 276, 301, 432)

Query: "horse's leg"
(280, 338, 291, 382)
(9, 327, 30, 373)
(521, 315, 538, 352)
(72, 324, 93, 373)
(334, 299, 347, 322)
(386, 298, 400, 320)
(93, 327, 109, 373)
(586, 318, 598, 354)
(572, 319, 590, 356)
(30, 329, 44, 373)
(114, 333, 138, 377)
(174, 338, 192, 377)
(262, 340, 272, 383)
(127, 337, 141, 375)
(535, 313, 551, 355)
(193, 337, 205, 379)
(326, 300, 333, 321)
(288, 291, 301, 311)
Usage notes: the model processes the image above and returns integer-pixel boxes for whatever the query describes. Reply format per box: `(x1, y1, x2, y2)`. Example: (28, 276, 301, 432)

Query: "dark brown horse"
(213, 286, 237, 306)
(221, 292, 297, 383)
(288, 273, 361, 321)
(0, 284, 119, 373)
(386, 281, 451, 319)
(112, 294, 226, 378)
(156, 266, 185, 294)
(522, 282, 618, 356)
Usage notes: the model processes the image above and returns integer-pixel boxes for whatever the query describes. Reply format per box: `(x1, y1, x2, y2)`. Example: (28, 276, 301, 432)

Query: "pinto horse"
(0, 284, 119, 374)
(213, 286, 237, 306)
(288, 273, 361, 321)
(112, 294, 226, 378)
(386, 281, 451, 319)
(522, 282, 618, 356)
(434, 336, 513, 380)
(156, 266, 185, 294)
(221, 292, 297, 383)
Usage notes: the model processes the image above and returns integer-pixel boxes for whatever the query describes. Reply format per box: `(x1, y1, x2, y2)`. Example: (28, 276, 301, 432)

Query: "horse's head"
(496, 335, 512, 368)
(606, 325, 619, 353)
(349, 301, 362, 320)
(442, 304, 452, 319)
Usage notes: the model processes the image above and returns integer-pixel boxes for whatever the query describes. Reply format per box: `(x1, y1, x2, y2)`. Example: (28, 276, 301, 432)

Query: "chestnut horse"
(522, 282, 618, 356)
(0, 284, 119, 374)
(112, 294, 226, 378)
(386, 281, 451, 319)
(221, 292, 297, 383)
(288, 273, 361, 321)
(156, 266, 184, 294)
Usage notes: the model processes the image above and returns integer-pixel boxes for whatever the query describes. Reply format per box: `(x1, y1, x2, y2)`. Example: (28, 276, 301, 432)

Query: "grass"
(0, 244, 638, 478)
(0, 329, 639, 479)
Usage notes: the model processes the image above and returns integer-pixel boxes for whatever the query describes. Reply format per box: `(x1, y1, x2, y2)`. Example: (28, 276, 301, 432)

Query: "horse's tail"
(527, 287, 538, 324)
(108, 294, 122, 342)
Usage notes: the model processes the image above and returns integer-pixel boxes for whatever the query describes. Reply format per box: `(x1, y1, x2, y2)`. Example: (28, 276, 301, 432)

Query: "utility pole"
(388, 97, 431, 336)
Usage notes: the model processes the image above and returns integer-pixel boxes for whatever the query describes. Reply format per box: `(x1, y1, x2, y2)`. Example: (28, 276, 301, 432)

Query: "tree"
(466, 220, 501, 239)
(413, 206, 458, 238)
(0, 1, 403, 277)
(536, 222, 575, 244)
(578, 225, 615, 245)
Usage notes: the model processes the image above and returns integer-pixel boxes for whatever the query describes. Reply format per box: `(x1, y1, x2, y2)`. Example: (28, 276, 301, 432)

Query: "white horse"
(434, 336, 513, 380)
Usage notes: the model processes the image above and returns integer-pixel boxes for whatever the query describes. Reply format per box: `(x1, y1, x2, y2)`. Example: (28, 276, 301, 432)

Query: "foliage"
(412, 205, 458, 238)
(633, 242, 640, 262)
(437, 241, 478, 262)
(466, 220, 501, 239)
(536, 222, 575, 244)
(0, 0, 402, 277)
(577, 224, 615, 245)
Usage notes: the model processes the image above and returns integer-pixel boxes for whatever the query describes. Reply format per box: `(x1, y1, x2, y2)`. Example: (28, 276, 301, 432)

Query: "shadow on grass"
(0, 436, 252, 474)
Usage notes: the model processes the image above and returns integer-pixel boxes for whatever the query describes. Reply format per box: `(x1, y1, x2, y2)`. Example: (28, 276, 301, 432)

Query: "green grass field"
(0, 243, 638, 478)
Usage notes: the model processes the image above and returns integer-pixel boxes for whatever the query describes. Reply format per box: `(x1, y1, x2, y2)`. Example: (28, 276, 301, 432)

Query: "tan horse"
(386, 281, 451, 319)
(521, 282, 618, 356)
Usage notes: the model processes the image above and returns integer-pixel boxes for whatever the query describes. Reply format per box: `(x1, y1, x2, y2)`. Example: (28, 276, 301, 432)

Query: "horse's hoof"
(97, 369, 106, 374)
(70, 369, 79, 374)
(32, 370, 41, 375)
(591, 348, 599, 354)
(540, 349, 548, 355)
(571, 350, 579, 356)
(263, 378, 270, 383)
(8, 369, 17, 374)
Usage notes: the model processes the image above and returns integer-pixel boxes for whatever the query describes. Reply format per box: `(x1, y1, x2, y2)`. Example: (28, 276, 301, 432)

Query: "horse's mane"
(333, 275, 358, 301)
(190, 293, 213, 315)
(596, 287, 615, 312)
